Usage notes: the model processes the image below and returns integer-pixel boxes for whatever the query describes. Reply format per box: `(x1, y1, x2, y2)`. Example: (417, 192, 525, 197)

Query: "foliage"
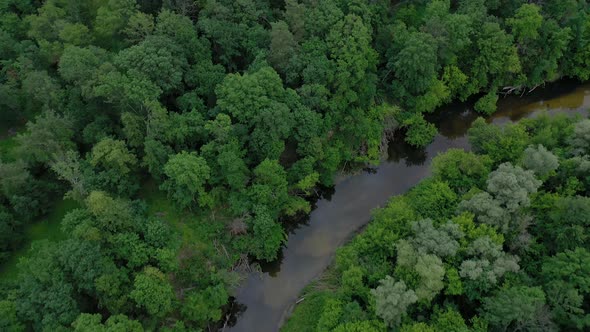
(570, 119, 590, 155)
(402, 114, 438, 147)
(407, 180, 457, 220)
(481, 286, 555, 332)
(130, 266, 176, 318)
(371, 277, 417, 327)
(16, 110, 75, 165)
(432, 149, 491, 193)
(161, 152, 211, 210)
(287, 116, 589, 331)
(72, 313, 143, 332)
(469, 118, 529, 164)
(2, 0, 590, 330)
(522, 144, 559, 178)
(474, 91, 498, 115)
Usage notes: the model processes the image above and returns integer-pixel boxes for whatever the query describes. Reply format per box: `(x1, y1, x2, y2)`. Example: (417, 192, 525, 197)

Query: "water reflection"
(427, 79, 590, 135)
(226, 80, 590, 332)
(387, 131, 427, 166)
(492, 80, 588, 123)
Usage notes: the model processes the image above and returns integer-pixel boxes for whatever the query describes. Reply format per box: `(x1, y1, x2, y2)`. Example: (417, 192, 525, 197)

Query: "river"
(226, 81, 590, 332)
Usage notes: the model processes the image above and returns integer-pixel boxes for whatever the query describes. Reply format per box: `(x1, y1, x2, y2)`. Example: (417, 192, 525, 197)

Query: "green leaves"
(59, 22, 92, 46)
(114, 35, 187, 94)
(246, 207, 286, 261)
(58, 45, 107, 86)
(468, 118, 529, 164)
(432, 148, 491, 193)
(391, 31, 438, 96)
(85, 191, 135, 234)
(407, 180, 457, 220)
(522, 144, 559, 178)
(542, 248, 590, 329)
(197, 0, 270, 70)
(93, 0, 138, 48)
(130, 266, 176, 318)
(249, 159, 294, 215)
(472, 22, 521, 88)
(371, 277, 417, 327)
(16, 110, 75, 165)
(538, 196, 590, 253)
(327, 14, 377, 110)
(122, 12, 154, 44)
(507, 4, 543, 43)
(269, 20, 299, 76)
(181, 285, 228, 324)
(72, 313, 143, 332)
(0, 300, 23, 332)
(217, 67, 286, 123)
(90, 138, 137, 174)
(161, 151, 211, 210)
(481, 286, 554, 332)
(216, 66, 297, 161)
(474, 91, 499, 115)
(16, 241, 81, 330)
(401, 114, 437, 148)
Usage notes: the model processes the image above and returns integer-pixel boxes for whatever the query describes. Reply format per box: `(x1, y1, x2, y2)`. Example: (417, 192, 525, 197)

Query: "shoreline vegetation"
(1, 1, 590, 331)
(283, 113, 590, 332)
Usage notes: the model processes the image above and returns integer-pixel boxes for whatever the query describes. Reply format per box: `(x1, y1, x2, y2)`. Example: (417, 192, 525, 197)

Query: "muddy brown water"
(226, 81, 590, 332)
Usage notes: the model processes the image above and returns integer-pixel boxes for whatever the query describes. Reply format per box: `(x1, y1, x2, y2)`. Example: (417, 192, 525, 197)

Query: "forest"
(284, 114, 590, 332)
(0, 0, 589, 331)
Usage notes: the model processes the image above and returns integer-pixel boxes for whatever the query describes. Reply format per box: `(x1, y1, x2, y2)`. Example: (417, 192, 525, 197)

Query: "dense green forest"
(284, 114, 590, 332)
(0, 0, 590, 331)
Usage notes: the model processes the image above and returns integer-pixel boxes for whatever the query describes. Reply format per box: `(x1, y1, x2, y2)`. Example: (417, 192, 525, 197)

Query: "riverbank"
(281, 82, 590, 331)
(227, 80, 590, 332)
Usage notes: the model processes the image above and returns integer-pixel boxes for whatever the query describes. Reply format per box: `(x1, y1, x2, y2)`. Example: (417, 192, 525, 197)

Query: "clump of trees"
(284, 115, 590, 332)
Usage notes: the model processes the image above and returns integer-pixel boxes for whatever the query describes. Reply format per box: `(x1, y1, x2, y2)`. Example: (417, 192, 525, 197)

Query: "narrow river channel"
(226, 81, 590, 332)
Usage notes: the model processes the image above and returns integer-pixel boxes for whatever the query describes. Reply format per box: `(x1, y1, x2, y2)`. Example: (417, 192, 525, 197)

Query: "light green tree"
(486, 163, 541, 213)
(507, 4, 543, 43)
(371, 277, 418, 327)
(522, 144, 559, 177)
(90, 138, 137, 175)
(72, 313, 143, 332)
(432, 148, 491, 193)
(570, 119, 590, 155)
(130, 266, 175, 318)
(161, 152, 211, 210)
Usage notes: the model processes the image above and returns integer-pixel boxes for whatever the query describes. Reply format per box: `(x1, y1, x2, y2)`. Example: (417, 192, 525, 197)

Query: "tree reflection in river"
(386, 131, 427, 166)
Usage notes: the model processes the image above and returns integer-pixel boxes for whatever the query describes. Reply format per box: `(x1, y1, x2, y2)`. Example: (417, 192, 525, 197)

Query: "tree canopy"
(2, 0, 590, 331)
(285, 115, 590, 332)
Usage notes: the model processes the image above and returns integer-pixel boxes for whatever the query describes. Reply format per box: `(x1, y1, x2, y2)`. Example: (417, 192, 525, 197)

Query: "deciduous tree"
(130, 266, 175, 318)
(371, 277, 417, 327)
(161, 152, 211, 210)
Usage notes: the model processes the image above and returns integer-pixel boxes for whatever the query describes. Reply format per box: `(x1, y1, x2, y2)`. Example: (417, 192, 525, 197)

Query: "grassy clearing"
(139, 179, 206, 244)
(139, 179, 234, 252)
(0, 198, 79, 282)
(139, 179, 242, 292)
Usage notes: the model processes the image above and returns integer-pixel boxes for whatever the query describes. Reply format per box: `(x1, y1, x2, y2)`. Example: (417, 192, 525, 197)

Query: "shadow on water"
(387, 130, 428, 166)
(225, 80, 590, 332)
(426, 78, 590, 136)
